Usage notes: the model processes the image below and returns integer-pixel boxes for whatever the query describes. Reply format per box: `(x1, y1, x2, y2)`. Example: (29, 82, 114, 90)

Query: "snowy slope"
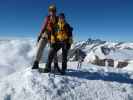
(0, 62, 133, 100)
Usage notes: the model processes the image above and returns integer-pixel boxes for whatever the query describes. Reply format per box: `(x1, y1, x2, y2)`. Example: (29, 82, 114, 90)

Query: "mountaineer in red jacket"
(32, 4, 59, 70)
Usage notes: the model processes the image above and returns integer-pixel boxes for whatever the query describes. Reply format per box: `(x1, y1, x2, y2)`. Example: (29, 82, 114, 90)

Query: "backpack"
(51, 21, 73, 43)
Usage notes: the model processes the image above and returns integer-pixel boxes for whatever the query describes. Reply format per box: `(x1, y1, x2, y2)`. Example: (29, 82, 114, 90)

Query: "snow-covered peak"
(0, 63, 133, 100)
(70, 39, 133, 69)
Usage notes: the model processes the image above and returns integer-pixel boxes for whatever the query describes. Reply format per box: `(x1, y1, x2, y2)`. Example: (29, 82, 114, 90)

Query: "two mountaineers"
(32, 4, 73, 75)
(43, 12, 73, 75)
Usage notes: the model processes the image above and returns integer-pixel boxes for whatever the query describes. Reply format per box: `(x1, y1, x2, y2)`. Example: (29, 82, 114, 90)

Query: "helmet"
(48, 4, 56, 12)
(59, 13, 65, 19)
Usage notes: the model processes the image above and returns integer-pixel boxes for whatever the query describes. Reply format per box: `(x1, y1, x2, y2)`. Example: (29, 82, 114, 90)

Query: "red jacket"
(40, 16, 58, 34)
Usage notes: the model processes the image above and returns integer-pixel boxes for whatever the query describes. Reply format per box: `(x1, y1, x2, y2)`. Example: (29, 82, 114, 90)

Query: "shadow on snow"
(66, 69, 133, 84)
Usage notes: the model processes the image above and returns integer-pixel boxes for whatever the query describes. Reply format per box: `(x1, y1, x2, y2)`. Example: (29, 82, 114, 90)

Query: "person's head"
(59, 13, 65, 22)
(48, 4, 56, 16)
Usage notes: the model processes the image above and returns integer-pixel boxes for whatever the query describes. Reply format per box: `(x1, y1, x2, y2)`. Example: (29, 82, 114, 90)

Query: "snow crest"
(0, 62, 133, 100)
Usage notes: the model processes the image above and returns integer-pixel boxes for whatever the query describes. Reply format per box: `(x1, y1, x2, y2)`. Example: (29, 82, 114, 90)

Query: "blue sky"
(0, 0, 133, 42)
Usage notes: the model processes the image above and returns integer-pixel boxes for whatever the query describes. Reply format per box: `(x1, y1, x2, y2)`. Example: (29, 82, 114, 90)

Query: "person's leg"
(32, 38, 47, 69)
(44, 48, 55, 72)
(61, 43, 69, 74)
(53, 53, 58, 67)
(35, 38, 48, 62)
(45, 43, 60, 72)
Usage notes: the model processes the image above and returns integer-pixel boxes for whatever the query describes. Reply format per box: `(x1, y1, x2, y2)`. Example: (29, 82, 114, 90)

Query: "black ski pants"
(46, 42, 70, 71)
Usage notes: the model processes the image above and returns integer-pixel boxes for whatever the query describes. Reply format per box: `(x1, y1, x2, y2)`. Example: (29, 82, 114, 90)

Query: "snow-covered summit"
(0, 62, 133, 100)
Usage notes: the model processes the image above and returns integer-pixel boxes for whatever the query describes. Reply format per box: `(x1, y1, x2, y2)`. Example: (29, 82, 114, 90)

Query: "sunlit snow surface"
(0, 62, 133, 100)
(0, 38, 133, 100)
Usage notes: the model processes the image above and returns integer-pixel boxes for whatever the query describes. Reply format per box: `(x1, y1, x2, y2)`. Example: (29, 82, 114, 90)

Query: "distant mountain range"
(67, 38, 133, 68)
